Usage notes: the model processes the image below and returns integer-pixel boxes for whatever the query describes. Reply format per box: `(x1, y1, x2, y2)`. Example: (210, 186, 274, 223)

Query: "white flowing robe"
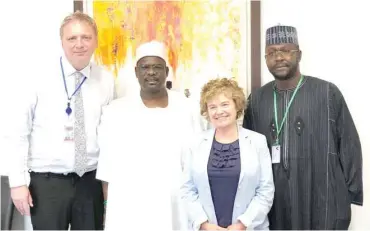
(96, 91, 202, 230)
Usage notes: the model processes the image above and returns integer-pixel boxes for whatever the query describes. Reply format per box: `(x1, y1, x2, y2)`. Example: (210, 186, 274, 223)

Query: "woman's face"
(207, 93, 237, 129)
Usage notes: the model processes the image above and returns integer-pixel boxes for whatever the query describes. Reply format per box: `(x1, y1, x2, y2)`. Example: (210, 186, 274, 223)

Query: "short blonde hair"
(60, 11, 98, 38)
(200, 78, 246, 120)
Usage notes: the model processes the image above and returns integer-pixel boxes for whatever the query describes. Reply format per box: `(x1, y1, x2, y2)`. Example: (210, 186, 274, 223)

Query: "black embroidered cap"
(266, 25, 299, 46)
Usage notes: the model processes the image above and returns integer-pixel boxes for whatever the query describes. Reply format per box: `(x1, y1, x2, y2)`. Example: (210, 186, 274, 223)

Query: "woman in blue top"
(180, 78, 274, 230)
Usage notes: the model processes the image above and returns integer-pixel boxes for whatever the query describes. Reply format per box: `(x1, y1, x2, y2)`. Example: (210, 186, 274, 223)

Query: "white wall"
(0, 1, 73, 229)
(261, 0, 369, 229)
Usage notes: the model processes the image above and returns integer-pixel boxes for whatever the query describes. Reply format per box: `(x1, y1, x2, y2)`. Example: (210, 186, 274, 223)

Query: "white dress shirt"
(6, 56, 115, 188)
(96, 90, 203, 230)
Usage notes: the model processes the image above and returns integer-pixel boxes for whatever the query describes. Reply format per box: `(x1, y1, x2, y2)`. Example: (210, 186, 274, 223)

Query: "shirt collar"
(138, 90, 171, 109)
(61, 55, 91, 79)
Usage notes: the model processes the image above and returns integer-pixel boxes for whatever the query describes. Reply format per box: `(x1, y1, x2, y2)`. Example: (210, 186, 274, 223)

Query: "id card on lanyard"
(64, 117, 74, 141)
(60, 57, 87, 142)
(272, 75, 303, 163)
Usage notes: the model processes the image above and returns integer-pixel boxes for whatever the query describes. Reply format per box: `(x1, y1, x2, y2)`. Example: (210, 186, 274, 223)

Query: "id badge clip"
(64, 116, 74, 142)
(271, 141, 280, 164)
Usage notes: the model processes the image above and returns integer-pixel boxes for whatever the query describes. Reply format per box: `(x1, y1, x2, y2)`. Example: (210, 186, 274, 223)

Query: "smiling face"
(61, 19, 97, 71)
(200, 78, 245, 128)
(135, 56, 169, 94)
(207, 93, 238, 129)
(265, 43, 301, 80)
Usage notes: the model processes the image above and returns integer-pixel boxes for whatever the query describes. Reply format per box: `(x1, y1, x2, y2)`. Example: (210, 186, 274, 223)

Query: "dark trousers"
(1, 176, 15, 230)
(29, 170, 104, 230)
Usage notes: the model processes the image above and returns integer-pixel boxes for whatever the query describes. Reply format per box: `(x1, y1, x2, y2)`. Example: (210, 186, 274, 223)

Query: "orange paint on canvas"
(92, 1, 242, 88)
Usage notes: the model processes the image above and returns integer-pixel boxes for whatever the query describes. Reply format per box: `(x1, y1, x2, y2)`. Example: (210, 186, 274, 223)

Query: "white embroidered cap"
(135, 40, 168, 65)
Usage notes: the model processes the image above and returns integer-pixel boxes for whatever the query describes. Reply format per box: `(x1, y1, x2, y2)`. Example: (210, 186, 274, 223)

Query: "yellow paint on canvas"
(92, 0, 242, 87)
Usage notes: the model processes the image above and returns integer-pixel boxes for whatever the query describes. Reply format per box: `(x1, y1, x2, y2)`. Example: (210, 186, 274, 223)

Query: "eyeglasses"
(265, 50, 299, 59)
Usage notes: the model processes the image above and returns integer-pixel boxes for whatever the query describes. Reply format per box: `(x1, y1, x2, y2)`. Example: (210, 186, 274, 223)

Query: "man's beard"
(142, 85, 166, 96)
(271, 65, 298, 81)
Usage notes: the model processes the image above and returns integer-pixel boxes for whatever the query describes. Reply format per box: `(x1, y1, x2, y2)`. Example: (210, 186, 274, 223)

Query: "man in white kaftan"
(96, 41, 203, 230)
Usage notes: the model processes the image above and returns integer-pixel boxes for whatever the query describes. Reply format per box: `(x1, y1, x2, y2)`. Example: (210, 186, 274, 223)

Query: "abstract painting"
(90, 0, 245, 90)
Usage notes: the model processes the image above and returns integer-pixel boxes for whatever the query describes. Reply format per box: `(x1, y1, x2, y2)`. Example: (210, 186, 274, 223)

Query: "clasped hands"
(200, 221, 246, 231)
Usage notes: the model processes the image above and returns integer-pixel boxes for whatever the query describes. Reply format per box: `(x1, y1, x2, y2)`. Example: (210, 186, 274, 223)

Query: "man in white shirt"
(96, 41, 202, 230)
(7, 11, 115, 230)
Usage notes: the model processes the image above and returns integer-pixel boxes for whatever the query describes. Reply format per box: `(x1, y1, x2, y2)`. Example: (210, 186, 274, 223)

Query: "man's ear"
(135, 66, 139, 79)
(297, 50, 302, 63)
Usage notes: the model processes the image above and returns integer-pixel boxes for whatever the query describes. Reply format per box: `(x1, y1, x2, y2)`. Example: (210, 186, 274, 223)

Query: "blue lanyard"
(60, 57, 87, 115)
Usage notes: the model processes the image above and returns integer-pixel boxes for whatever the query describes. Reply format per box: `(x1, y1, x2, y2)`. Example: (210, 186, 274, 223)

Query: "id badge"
(64, 117, 74, 142)
(271, 144, 281, 164)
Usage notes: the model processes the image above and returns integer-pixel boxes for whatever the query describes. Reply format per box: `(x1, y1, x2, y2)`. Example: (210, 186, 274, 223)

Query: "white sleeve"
(6, 83, 36, 187)
(96, 105, 115, 183)
(180, 144, 208, 231)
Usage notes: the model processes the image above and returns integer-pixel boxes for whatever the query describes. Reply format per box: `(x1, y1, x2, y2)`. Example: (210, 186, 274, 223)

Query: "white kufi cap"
(135, 40, 168, 65)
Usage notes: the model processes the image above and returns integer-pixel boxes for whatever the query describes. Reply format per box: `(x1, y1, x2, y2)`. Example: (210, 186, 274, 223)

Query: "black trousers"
(29, 170, 104, 230)
(1, 176, 15, 230)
